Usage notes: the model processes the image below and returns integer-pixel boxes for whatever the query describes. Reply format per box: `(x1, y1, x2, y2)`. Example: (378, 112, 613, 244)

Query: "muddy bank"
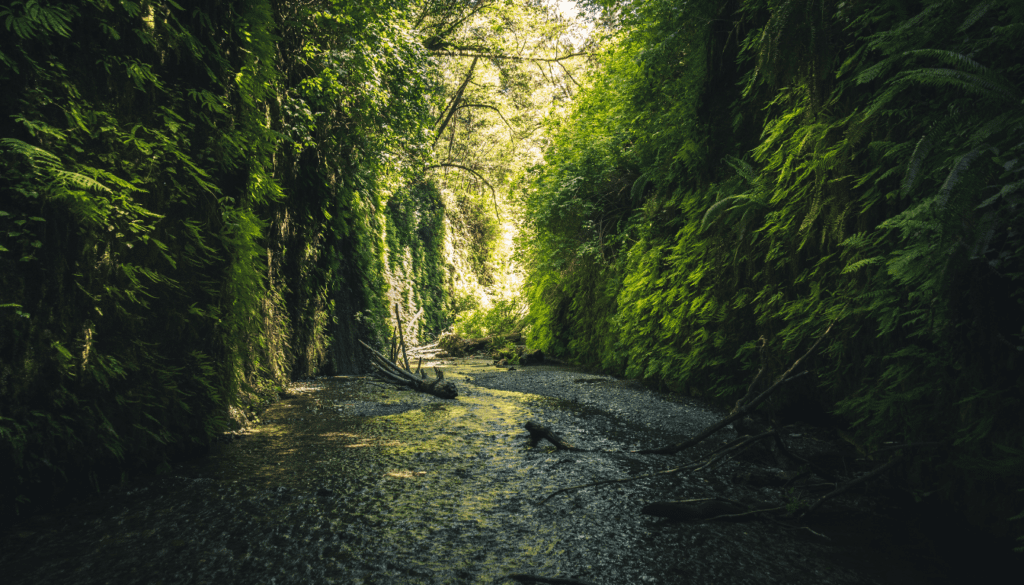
(0, 359, 1006, 584)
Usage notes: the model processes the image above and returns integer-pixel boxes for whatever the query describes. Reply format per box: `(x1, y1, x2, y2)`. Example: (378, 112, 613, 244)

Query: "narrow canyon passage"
(1, 360, 951, 584)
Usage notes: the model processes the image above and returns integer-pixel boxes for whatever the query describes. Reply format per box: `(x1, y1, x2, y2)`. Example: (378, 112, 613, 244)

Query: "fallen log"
(359, 339, 458, 399)
(525, 421, 578, 450)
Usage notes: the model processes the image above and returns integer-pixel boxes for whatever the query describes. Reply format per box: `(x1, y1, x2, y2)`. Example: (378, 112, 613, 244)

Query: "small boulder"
(519, 349, 544, 365)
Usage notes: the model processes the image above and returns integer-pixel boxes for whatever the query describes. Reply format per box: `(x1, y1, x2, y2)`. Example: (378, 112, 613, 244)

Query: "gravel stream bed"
(0, 359, 964, 584)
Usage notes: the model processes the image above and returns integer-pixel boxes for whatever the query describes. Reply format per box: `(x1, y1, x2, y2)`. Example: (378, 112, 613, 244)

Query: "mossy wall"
(522, 0, 1024, 537)
(0, 0, 449, 514)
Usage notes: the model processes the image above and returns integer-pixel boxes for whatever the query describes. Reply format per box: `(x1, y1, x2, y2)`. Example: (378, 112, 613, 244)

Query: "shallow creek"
(0, 359, 959, 584)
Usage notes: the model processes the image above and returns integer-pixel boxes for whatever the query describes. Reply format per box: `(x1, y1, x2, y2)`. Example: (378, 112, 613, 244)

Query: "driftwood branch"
(525, 421, 578, 451)
(638, 323, 833, 455)
(359, 339, 457, 399)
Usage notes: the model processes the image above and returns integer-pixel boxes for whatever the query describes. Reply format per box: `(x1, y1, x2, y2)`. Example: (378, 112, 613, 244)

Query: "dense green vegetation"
(3, 0, 1019, 551)
(0, 0, 583, 516)
(521, 0, 1023, 540)
(0, 0, 494, 514)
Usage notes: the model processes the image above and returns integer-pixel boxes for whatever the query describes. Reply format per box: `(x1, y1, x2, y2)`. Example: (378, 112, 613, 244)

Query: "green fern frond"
(724, 156, 758, 184)
(856, 58, 897, 85)
(701, 196, 741, 232)
(958, 1, 995, 33)
(901, 49, 989, 74)
(54, 169, 111, 194)
(895, 68, 1019, 102)
(630, 173, 651, 203)
(936, 145, 985, 209)
(868, 3, 941, 50)
(901, 121, 952, 196)
(842, 256, 882, 274)
(701, 193, 766, 233)
(1, 137, 62, 168)
(976, 178, 1024, 209)
(969, 111, 1013, 145)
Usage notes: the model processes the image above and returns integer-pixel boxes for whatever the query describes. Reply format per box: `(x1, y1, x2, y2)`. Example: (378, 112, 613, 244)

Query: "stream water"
(0, 359, 993, 584)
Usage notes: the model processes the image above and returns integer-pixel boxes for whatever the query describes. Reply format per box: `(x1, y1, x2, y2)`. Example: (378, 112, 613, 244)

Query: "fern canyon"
(1, 1, 1022, 583)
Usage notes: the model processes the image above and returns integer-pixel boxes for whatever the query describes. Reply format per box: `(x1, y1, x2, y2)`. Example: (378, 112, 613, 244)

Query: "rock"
(519, 349, 544, 365)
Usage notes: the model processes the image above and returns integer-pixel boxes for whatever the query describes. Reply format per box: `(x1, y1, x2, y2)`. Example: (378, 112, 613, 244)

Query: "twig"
(539, 463, 698, 505)
(770, 431, 838, 482)
(800, 455, 901, 519)
(395, 304, 411, 371)
(692, 431, 775, 472)
(869, 441, 947, 455)
(732, 336, 766, 413)
(540, 432, 774, 504)
(768, 517, 831, 540)
(639, 322, 833, 455)
(701, 506, 787, 522)
(506, 575, 598, 585)
(637, 371, 807, 454)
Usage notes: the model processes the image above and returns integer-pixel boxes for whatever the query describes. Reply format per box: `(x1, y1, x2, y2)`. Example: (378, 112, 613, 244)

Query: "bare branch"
(800, 455, 902, 519)
(452, 102, 516, 141)
(425, 163, 501, 221)
(434, 56, 479, 146)
(438, 50, 590, 63)
(638, 322, 834, 455)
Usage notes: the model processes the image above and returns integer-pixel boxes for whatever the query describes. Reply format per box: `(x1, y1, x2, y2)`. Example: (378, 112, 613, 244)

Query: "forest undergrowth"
(519, 0, 1024, 547)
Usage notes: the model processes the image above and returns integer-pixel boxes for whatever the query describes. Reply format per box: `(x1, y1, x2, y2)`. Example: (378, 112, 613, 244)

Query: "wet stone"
(0, 359, 948, 584)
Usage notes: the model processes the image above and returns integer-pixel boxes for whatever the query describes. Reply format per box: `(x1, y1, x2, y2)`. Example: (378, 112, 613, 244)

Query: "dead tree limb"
(359, 339, 457, 399)
(799, 455, 901, 519)
(433, 55, 478, 146)
(643, 499, 785, 523)
(638, 323, 833, 455)
(869, 441, 948, 455)
(525, 421, 578, 451)
(539, 464, 694, 505)
(770, 432, 839, 481)
(692, 431, 776, 471)
(540, 432, 773, 504)
(395, 304, 411, 371)
(732, 336, 767, 414)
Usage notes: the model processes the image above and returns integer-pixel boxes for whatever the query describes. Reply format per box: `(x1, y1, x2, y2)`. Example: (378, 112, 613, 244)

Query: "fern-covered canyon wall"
(0, 0, 465, 514)
(521, 0, 1023, 539)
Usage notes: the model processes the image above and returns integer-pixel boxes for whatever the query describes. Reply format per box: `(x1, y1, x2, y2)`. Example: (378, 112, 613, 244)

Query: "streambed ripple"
(2, 359, 943, 584)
